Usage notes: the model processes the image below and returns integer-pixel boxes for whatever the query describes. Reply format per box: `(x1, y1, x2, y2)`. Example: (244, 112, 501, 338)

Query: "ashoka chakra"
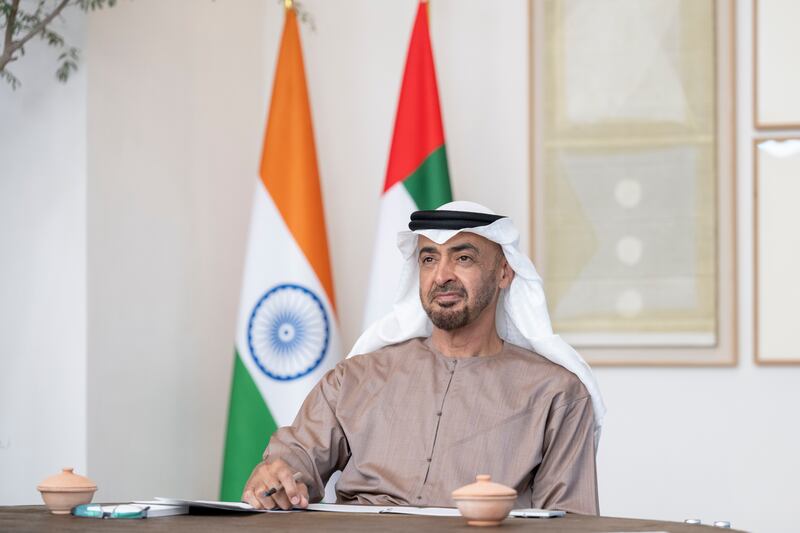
(247, 283, 329, 381)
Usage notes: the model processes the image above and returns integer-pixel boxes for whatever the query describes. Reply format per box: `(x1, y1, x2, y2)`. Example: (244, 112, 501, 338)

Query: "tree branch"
(13, 0, 71, 51)
(3, 0, 21, 57)
(0, 0, 72, 71)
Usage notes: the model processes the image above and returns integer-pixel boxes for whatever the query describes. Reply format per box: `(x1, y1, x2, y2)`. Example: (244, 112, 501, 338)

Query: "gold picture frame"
(530, 0, 737, 366)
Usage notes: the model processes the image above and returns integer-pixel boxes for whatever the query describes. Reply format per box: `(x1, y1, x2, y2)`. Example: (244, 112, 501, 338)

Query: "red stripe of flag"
(383, 1, 446, 193)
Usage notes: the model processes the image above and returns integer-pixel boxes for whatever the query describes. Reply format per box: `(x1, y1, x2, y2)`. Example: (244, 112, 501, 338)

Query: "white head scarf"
(349, 201, 606, 444)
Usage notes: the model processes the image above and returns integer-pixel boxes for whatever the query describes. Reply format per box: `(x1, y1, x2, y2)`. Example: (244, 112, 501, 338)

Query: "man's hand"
(241, 459, 310, 510)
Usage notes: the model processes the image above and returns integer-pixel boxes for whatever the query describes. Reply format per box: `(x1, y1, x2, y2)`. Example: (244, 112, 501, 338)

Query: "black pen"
(263, 471, 303, 497)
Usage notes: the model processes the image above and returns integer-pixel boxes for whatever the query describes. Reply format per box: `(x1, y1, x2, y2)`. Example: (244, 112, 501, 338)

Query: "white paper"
(150, 497, 294, 513)
(305, 503, 382, 514)
(306, 503, 461, 517)
(510, 508, 566, 518)
(135, 499, 571, 520)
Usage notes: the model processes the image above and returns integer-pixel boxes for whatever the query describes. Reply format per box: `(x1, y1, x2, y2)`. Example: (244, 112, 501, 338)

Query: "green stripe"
(402, 145, 452, 210)
(220, 349, 278, 501)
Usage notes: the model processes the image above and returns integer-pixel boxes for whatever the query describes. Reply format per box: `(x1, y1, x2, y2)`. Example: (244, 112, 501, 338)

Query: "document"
(510, 508, 566, 518)
(143, 499, 457, 516)
(137, 498, 292, 513)
(306, 503, 461, 517)
(308, 504, 565, 518)
(140, 499, 563, 519)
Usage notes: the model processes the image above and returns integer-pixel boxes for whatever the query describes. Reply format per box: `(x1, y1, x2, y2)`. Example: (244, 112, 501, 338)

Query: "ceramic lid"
(452, 474, 517, 499)
(37, 468, 97, 493)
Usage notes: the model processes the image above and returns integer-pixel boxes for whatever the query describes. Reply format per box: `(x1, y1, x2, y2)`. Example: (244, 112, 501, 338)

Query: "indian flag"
(220, 6, 341, 501)
(363, 1, 452, 327)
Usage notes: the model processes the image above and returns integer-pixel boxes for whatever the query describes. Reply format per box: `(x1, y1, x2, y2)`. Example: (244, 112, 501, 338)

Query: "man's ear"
(498, 258, 515, 289)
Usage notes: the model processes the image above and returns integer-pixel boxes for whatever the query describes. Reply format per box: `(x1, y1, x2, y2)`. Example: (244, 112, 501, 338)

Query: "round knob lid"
(452, 474, 517, 499)
(37, 468, 97, 492)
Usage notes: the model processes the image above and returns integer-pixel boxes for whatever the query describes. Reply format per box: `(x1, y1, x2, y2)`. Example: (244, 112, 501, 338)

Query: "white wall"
(0, 12, 88, 504)
(85, 0, 270, 501)
(3, 0, 799, 531)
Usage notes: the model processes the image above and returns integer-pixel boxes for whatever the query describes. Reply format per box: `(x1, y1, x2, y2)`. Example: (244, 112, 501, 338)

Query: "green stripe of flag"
(402, 145, 451, 210)
(220, 350, 278, 501)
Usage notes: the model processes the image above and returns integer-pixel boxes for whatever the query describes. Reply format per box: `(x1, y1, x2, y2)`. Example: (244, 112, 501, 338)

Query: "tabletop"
(0, 506, 746, 532)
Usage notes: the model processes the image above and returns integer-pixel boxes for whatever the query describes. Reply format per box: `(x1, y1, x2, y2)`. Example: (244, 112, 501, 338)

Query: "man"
(242, 202, 605, 515)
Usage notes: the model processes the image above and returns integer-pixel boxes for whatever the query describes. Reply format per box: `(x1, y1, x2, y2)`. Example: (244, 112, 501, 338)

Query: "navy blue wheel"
(247, 283, 330, 381)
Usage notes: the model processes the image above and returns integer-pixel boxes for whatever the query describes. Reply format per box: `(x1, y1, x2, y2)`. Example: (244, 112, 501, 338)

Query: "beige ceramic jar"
(37, 468, 97, 514)
(451, 474, 517, 526)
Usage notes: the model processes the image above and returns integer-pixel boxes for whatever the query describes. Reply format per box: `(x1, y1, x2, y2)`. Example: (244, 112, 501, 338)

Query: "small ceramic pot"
(37, 468, 97, 514)
(452, 474, 517, 526)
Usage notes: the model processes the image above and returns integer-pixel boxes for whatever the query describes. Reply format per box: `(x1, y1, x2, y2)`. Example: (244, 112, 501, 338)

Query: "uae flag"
(220, 7, 341, 501)
(362, 1, 452, 327)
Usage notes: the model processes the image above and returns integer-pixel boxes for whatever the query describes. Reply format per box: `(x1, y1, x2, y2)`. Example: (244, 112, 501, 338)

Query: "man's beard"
(421, 274, 498, 331)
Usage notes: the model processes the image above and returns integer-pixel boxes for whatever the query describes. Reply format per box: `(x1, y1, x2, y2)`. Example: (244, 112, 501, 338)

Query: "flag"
(362, 1, 452, 327)
(220, 6, 341, 501)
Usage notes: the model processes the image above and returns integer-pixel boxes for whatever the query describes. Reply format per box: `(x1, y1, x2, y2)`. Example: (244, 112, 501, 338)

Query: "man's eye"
(457, 255, 473, 263)
(421, 256, 434, 264)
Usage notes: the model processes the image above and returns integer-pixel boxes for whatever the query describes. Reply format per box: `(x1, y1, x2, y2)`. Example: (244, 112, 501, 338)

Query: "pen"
(263, 471, 303, 497)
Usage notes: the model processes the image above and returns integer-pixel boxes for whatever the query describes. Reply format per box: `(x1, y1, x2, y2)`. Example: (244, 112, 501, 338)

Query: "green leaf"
(43, 29, 65, 47)
(55, 59, 78, 83)
(0, 68, 21, 90)
(2, 0, 121, 89)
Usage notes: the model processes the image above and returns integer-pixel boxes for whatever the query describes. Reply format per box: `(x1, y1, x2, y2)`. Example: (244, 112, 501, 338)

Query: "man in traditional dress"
(242, 201, 605, 515)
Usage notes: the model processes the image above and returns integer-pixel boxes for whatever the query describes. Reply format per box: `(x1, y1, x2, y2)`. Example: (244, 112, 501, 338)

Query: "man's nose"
(433, 259, 455, 285)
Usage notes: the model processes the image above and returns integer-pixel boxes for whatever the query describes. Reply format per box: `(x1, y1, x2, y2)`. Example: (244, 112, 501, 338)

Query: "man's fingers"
(241, 462, 269, 505)
(265, 463, 297, 510)
(296, 482, 309, 508)
(239, 460, 306, 511)
(270, 482, 308, 510)
(277, 469, 301, 505)
(242, 489, 260, 508)
(243, 464, 281, 509)
(255, 484, 277, 510)
(270, 487, 293, 510)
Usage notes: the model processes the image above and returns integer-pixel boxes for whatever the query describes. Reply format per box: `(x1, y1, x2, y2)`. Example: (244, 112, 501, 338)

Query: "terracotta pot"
(452, 474, 517, 526)
(37, 468, 97, 515)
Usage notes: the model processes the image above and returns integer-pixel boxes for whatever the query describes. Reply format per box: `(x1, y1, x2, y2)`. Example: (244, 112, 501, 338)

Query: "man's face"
(417, 233, 512, 331)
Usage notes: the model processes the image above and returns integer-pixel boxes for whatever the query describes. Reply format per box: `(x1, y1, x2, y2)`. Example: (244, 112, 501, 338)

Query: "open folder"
(139, 498, 458, 516)
(138, 498, 564, 518)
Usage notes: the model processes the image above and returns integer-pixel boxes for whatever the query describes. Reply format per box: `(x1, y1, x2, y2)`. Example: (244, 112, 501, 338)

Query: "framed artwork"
(753, 0, 800, 129)
(754, 138, 800, 364)
(530, 0, 737, 365)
